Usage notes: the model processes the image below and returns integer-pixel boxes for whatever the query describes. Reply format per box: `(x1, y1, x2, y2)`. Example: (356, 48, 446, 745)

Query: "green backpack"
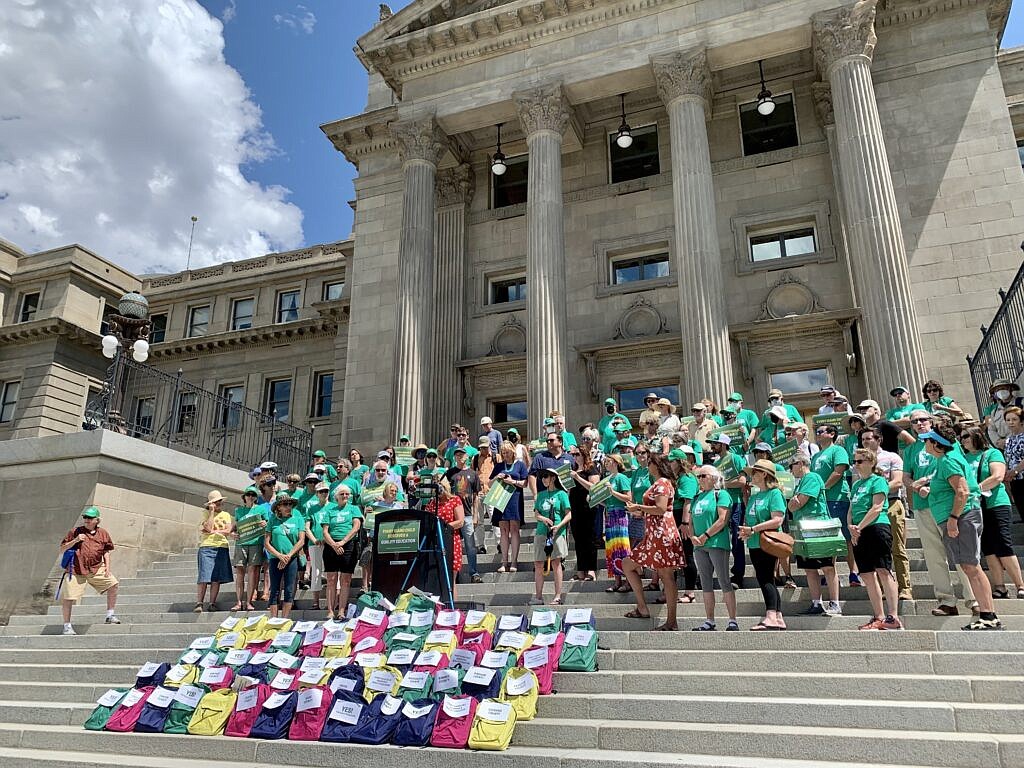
(557, 626, 598, 672)
(84, 688, 128, 730)
(529, 609, 562, 636)
(162, 683, 210, 733)
(399, 670, 433, 702)
(357, 591, 387, 611)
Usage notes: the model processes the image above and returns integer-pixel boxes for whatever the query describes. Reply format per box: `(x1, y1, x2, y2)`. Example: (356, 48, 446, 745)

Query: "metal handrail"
(967, 244, 1024, 412)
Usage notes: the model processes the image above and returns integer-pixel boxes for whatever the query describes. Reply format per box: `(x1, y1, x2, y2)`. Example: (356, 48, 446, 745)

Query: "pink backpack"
(349, 635, 386, 657)
(287, 685, 331, 741)
(412, 651, 449, 675)
(433, 609, 466, 642)
(300, 626, 326, 657)
(198, 666, 234, 692)
(104, 686, 154, 732)
(518, 634, 563, 696)
(461, 630, 492, 653)
(430, 694, 477, 748)
(350, 615, 387, 647)
(224, 683, 270, 738)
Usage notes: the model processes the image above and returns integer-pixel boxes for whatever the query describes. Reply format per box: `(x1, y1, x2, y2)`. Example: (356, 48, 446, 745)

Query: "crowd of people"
(57, 378, 1024, 635)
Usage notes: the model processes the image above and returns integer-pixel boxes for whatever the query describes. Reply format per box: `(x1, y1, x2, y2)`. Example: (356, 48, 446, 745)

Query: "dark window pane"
(642, 255, 670, 280)
(277, 291, 300, 323)
(131, 397, 154, 437)
(492, 156, 528, 208)
(266, 379, 291, 421)
(149, 314, 167, 343)
(323, 282, 344, 301)
(492, 277, 526, 304)
(740, 94, 798, 156)
(1018, 140, 1024, 169)
(610, 125, 660, 184)
(770, 368, 829, 395)
(617, 384, 680, 411)
(0, 381, 19, 422)
(612, 253, 669, 285)
(19, 293, 39, 322)
(313, 373, 333, 418)
(494, 401, 527, 423)
(188, 306, 210, 337)
(232, 298, 254, 330)
(175, 391, 198, 433)
(219, 385, 244, 429)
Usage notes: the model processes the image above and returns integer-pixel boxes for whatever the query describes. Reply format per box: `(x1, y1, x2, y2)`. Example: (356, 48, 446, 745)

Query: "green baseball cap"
(666, 449, 685, 461)
(728, 392, 744, 402)
(399, 434, 410, 442)
(603, 397, 616, 405)
(82, 506, 100, 519)
(723, 404, 739, 414)
(313, 450, 327, 458)
(242, 485, 259, 498)
(507, 427, 519, 435)
(543, 417, 555, 426)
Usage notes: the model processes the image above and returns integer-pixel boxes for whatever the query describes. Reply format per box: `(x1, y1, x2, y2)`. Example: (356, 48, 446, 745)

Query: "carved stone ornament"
(462, 368, 476, 418)
(812, 0, 878, 74)
(811, 81, 834, 128)
(757, 273, 825, 321)
(513, 83, 572, 138)
(435, 163, 475, 208)
(378, 3, 393, 21)
(489, 315, 527, 356)
(613, 296, 668, 340)
(393, 116, 448, 166)
(650, 47, 711, 107)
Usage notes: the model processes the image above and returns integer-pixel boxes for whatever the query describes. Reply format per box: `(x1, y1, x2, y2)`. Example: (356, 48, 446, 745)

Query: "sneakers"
(858, 618, 886, 630)
(848, 573, 863, 587)
(962, 617, 1002, 631)
(476, 546, 487, 555)
(62, 624, 76, 636)
(471, 573, 484, 584)
(880, 616, 904, 630)
(104, 615, 121, 625)
(527, 597, 544, 606)
(824, 602, 843, 616)
(725, 620, 740, 631)
(692, 620, 716, 631)
(192, 602, 203, 613)
(931, 605, 959, 616)
(207, 602, 219, 613)
(801, 603, 826, 616)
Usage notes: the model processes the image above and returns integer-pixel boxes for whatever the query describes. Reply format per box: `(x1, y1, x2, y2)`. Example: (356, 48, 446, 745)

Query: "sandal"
(623, 609, 651, 619)
(993, 588, 1010, 599)
(584, 573, 596, 581)
(509, 567, 518, 573)
(497, 565, 508, 574)
(654, 622, 678, 631)
(229, 603, 242, 612)
(615, 584, 632, 593)
(642, 583, 659, 591)
(550, 596, 564, 605)
(678, 593, 696, 604)
(605, 585, 618, 593)
(244, 604, 256, 611)
(693, 620, 716, 631)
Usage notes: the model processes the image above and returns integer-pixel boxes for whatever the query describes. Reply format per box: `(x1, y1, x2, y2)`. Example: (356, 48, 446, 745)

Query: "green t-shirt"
(534, 489, 571, 538)
(302, 501, 328, 543)
(266, 513, 304, 558)
(560, 431, 578, 449)
(849, 474, 890, 527)
(810, 444, 850, 502)
(736, 408, 760, 435)
(692, 489, 732, 549)
(964, 448, 1012, 508)
(924, 396, 955, 415)
(321, 502, 364, 541)
(884, 403, 923, 422)
(233, 505, 268, 547)
(444, 445, 478, 467)
(329, 476, 362, 508)
(756, 404, 802, 436)
(790, 472, 828, 522)
(350, 465, 369, 483)
(605, 472, 632, 511)
(598, 414, 620, 454)
(929, 452, 981, 524)
(902, 439, 935, 511)
(745, 487, 785, 549)
(674, 473, 699, 510)
(630, 467, 652, 504)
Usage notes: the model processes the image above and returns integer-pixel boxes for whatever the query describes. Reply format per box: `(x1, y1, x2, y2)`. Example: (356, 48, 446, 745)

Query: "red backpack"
(224, 683, 270, 738)
(287, 685, 332, 741)
(429, 694, 477, 749)
(518, 633, 563, 696)
(104, 686, 154, 732)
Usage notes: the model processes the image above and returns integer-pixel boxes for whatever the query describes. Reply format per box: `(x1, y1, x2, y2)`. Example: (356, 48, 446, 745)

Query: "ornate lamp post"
(90, 292, 151, 430)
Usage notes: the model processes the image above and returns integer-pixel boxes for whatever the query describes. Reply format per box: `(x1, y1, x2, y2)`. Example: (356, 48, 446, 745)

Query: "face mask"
(769, 398, 782, 406)
(996, 390, 1012, 402)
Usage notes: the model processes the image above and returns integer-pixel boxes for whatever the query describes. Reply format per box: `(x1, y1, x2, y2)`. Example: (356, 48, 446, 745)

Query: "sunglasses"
(815, 429, 828, 435)
(911, 418, 930, 424)
(924, 388, 939, 392)
(568, 451, 580, 456)
(635, 450, 649, 456)
(546, 438, 558, 443)
(375, 468, 388, 473)
(691, 409, 702, 413)
(853, 459, 870, 465)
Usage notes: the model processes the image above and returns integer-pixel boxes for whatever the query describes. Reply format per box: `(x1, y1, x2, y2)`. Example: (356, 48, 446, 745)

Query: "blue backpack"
(391, 698, 438, 747)
(348, 694, 403, 745)
(248, 690, 297, 740)
(135, 662, 171, 689)
(461, 666, 503, 701)
(327, 666, 365, 698)
(319, 692, 366, 743)
(235, 662, 270, 683)
(133, 687, 176, 733)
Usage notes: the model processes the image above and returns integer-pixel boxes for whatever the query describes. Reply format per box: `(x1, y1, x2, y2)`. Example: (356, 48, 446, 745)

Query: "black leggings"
(750, 547, 780, 613)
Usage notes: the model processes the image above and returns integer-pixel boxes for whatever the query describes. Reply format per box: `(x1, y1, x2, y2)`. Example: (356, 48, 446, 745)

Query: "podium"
(370, 508, 455, 608)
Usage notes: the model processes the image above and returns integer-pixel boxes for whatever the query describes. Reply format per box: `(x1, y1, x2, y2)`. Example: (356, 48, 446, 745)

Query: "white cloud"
(221, 0, 236, 23)
(274, 4, 316, 34)
(0, 0, 304, 273)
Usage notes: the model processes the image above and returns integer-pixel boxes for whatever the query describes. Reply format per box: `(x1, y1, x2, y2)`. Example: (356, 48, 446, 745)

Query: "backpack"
(198, 665, 235, 691)
(460, 630, 493, 657)
(295, 667, 332, 688)
(162, 663, 199, 688)
(134, 686, 177, 733)
(238, 614, 268, 644)
(349, 694, 403, 745)
(433, 609, 466, 641)
(287, 685, 332, 741)
(224, 683, 271, 738)
(406, 609, 437, 636)
(495, 613, 528, 634)
(84, 688, 129, 731)
(412, 650, 449, 675)
(422, 628, 458, 657)
(430, 694, 477, 748)
(265, 617, 295, 633)
(268, 669, 300, 692)
(385, 630, 426, 654)
(562, 607, 596, 631)
(187, 688, 237, 736)
(249, 689, 297, 740)
(216, 630, 245, 651)
(269, 630, 303, 656)
(558, 625, 598, 672)
(450, 644, 484, 670)
(529, 609, 562, 635)
(104, 686, 154, 732)
(385, 647, 418, 674)
(362, 665, 402, 703)
(268, 650, 301, 673)
(235, 662, 270, 684)
(319, 692, 367, 743)
(356, 591, 387, 611)
(222, 649, 253, 669)
(480, 650, 517, 678)
(519, 639, 561, 695)
(493, 630, 534, 659)
(391, 697, 438, 747)
(327, 665, 365, 698)
(499, 667, 538, 721)
(350, 635, 386, 657)
(300, 626, 326, 657)
(460, 665, 503, 701)
(394, 592, 437, 615)
(163, 684, 211, 734)
(468, 698, 518, 751)
(134, 662, 171, 689)
(463, 609, 497, 639)
(215, 614, 244, 639)
(351, 608, 388, 646)
(398, 669, 433, 702)
(321, 628, 352, 659)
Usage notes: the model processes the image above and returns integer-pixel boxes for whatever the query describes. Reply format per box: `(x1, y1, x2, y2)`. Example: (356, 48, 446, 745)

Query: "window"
(231, 297, 254, 331)
(276, 290, 300, 323)
(0, 381, 19, 423)
(490, 276, 527, 305)
(1018, 140, 1024, 169)
(610, 124, 660, 184)
(218, 385, 244, 429)
(18, 292, 39, 323)
(311, 372, 333, 418)
(322, 281, 345, 301)
(175, 391, 198, 433)
(740, 93, 798, 156)
(187, 305, 210, 337)
(617, 384, 680, 412)
(265, 379, 292, 420)
(769, 367, 829, 395)
(149, 313, 167, 343)
(99, 304, 117, 336)
(131, 396, 155, 437)
(492, 155, 528, 208)
(749, 227, 816, 263)
(493, 400, 527, 423)
(611, 252, 670, 285)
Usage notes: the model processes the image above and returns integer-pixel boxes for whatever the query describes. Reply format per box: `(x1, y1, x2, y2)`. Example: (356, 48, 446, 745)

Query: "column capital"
(513, 83, 572, 138)
(393, 115, 448, 166)
(650, 47, 711, 108)
(811, 81, 835, 128)
(812, 1, 878, 74)
(435, 163, 475, 208)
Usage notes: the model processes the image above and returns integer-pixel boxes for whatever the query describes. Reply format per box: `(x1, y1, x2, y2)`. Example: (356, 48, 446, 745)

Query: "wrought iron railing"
(967, 247, 1024, 412)
(84, 355, 313, 474)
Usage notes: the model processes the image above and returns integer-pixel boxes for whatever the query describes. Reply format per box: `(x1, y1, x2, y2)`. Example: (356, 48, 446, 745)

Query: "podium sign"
(371, 508, 454, 607)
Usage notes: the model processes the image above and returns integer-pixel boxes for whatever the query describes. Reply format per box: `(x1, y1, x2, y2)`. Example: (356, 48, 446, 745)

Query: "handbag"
(759, 529, 794, 560)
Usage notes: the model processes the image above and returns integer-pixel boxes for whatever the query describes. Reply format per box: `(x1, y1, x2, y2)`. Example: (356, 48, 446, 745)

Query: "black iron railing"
(84, 355, 313, 474)
(967, 248, 1024, 412)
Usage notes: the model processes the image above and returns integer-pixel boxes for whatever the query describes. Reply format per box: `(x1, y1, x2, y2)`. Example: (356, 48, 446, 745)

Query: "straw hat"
(205, 490, 225, 508)
(744, 459, 779, 480)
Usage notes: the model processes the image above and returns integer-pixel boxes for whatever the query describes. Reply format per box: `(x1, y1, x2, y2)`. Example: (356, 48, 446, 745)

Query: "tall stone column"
(391, 116, 447, 443)
(431, 164, 474, 438)
(514, 84, 572, 431)
(652, 48, 733, 407)
(813, 1, 927, 397)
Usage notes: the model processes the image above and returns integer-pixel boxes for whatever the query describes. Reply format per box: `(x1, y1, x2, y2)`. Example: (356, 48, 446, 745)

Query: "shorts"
(534, 534, 568, 563)
(62, 565, 118, 604)
(980, 503, 1014, 558)
(827, 501, 851, 541)
(322, 540, 359, 574)
(795, 555, 835, 571)
(852, 523, 893, 574)
(197, 546, 233, 584)
(942, 506, 983, 567)
(232, 543, 266, 568)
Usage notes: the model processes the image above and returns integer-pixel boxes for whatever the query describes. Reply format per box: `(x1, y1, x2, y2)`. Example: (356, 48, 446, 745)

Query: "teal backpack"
(557, 626, 598, 672)
(84, 688, 129, 730)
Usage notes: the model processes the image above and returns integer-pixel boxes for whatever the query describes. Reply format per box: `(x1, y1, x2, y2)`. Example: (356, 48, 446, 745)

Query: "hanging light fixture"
(615, 94, 633, 149)
(490, 123, 507, 176)
(756, 60, 775, 116)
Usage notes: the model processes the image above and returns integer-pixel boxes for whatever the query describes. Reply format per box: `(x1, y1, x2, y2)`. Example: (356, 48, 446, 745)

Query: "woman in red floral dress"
(425, 477, 466, 596)
(621, 454, 687, 630)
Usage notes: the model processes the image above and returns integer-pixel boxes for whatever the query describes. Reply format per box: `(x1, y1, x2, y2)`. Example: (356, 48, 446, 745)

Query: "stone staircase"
(1, 519, 1024, 768)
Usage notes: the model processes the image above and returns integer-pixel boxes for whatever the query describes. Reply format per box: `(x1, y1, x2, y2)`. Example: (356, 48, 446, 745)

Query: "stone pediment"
(364, 0, 516, 45)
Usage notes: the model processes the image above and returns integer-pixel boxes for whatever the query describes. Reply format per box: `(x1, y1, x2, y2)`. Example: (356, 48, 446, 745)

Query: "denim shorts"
(197, 546, 233, 584)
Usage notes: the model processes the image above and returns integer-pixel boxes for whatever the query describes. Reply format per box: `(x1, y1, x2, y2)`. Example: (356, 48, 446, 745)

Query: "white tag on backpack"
(463, 666, 495, 685)
(433, 669, 459, 692)
(465, 610, 488, 626)
(328, 699, 362, 724)
(199, 666, 228, 684)
(414, 650, 442, 667)
(387, 648, 416, 666)
(178, 650, 202, 664)
(426, 629, 453, 645)
(330, 676, 358, 693)
(435, 610, 460, 627)
(565, 608, 592, 625)
(449, 648, 475, 670)
(530, 610, 556, 627)
(367, 670, 396, 692)
(147, 687, 175, 708)
(531, 631, 557, 647)
(325, 657, 350, 670)
(270, 651, 298, 669)
(235, 687, 259, 712)
(271, 631, 298, 648)
(478, 700, 512, 722)
(199, 652, 220, 669)
(354, 652, 383, 669)
(522, 647, 549, 669)
(120, 689, 145, 709)
(299, 669, 325, 685)
(498, 614, 524, 630)
(219, 616, 241, 630)
(353, 637, 380, 653)
(505, 671, 535, 695)
(441, 695, 472, 718)
(496, 631, 527, 650)
(96, 689, 124, 707)
(250, 651, 274, 665)
(189, 636, 215, 650)
(400, 671, 428, 689)
(402, 701, 434, 719)
(388, 612, 411, 628)
(224, 649, 251, 666)
(271, 672, 295, 690)
(296, 688, 322, 713)
(303, 626, 325, 646)
(262, 692, 290, 710)
(136, 662, 160, 678)
(244, 615, 265, 628)
(293, 620, 317, 633)
(410, 610, 433, 628)
(482, 651, 510, 669)
(300, 657, 327, 672)
(565, 626, 594, 647)
(174, 685, 204, 708)
(380, 694, 403, 716)
(359, 607, 385, 626)
(267, 617, 289, 627)
(324, 630, 348, 647)
(217, 632, 241, 648)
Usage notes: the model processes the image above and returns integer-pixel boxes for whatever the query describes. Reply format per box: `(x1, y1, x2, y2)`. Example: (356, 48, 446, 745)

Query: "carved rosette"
(393, 116, 448, 166)
(650, 47, 711, 107)
(435, 163, 475, 208)
(811, 81, 834, 128)
(812, 0, 878, 74)
(513, 83, 572, 138)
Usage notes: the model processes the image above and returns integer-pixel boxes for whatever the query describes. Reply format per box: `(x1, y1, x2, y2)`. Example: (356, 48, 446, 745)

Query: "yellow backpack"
(362, 665, 402, 703)
(163, 663, 199, 688)
(467, 698, 518, 751)
(422, 629, 458, 657)
(321, 628, 352, 659)
(499, 667, 538, 721)
(494, 630, 534, 659)
(186, 688, 237, 736)
(463, 610, 497, 636)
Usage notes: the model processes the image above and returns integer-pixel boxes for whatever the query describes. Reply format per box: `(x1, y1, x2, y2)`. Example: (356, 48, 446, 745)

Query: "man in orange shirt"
(59, 506, 119, 635)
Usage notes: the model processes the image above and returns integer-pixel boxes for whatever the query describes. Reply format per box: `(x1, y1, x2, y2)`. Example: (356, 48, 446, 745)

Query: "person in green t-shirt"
(810, 424, 859, 587)
(849, 447, 900, 630)
(920, 380, 965, 420)
(301, 483, 332, 611)
(688, 466, 737, 631)
(320, 486, 364, 621)
(786, 451, 840, 617)
(666, 448, 699, 603)
(739, 459, 787, 630)
(231, 485, 266, 611)
(920, 424, 1000, 630)
(263, 495, 305, 619)
(531, 470, 572, 607)
(884, 386, 923, 428)
(725, 392, 760, 448)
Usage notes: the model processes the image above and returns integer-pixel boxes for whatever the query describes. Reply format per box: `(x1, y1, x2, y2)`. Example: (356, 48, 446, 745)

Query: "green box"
(792, 518, 847, 559)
